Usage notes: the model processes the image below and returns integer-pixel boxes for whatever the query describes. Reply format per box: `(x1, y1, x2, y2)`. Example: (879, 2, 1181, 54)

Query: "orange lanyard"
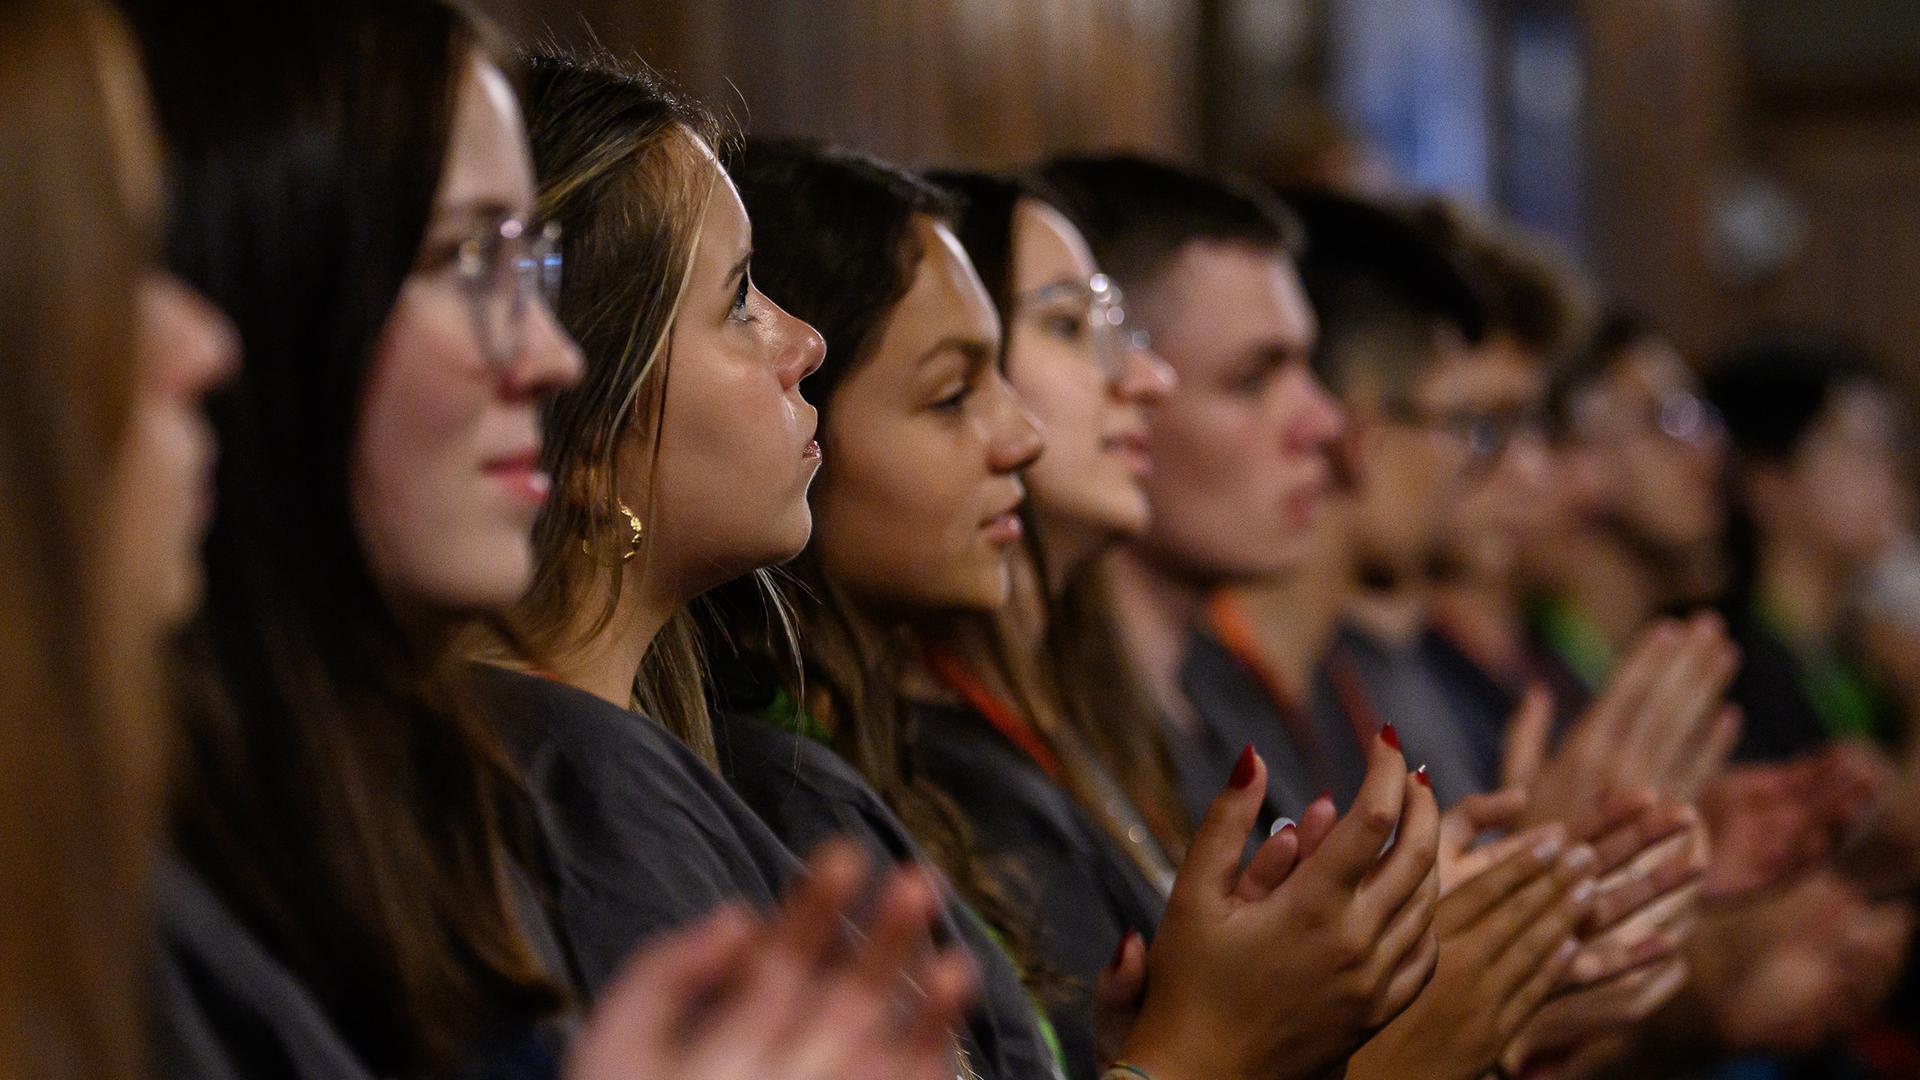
(1204, 593, 1349, 755)
(923, 645, 1067, 782)
(1204, 594, 1301, 712)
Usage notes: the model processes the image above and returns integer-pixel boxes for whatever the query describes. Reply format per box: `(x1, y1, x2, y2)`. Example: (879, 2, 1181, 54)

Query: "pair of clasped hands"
(559, 613, 1764, 1080)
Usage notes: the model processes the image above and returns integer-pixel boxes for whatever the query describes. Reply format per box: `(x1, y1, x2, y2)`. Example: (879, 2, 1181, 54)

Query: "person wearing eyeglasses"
(1276, 186, 1510, 811)
(1408, 201, 1599, 730)
(1528, 312, 1732, 689)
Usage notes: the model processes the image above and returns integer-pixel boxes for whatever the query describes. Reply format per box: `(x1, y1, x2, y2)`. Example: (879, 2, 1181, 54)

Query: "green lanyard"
(1751, 597, 1888, 742)
(761, 695, 1072, 1080)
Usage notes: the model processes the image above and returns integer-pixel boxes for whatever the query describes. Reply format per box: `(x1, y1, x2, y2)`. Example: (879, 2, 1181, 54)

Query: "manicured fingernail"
(1413, 764, 1431, 788)
(1270, 816, 1297, 837)
(1555, 938, 1579, 964)
(1381, 723, 1402, 751)
(1316, 788, 1332, 804)
(1570, 879, 1597, 905)
(1108, 930, 1137, 970)
(1230, 744, 1258, 789)
(1531, 832, 1566, 864)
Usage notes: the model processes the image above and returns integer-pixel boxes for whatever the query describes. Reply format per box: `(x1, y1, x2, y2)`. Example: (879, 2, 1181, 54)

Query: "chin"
(769, 509, 815, 566)
(443, 544, 535, 613)
(951, 562, 1013, 613)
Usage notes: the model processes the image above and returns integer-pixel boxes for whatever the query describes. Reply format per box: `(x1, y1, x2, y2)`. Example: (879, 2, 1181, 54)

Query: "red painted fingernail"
(1381, 723, 1402, 751)
(1230, 744, 1258, 789)
(1109, 930, 1138, 970)
(1316, 788, 1332, 804)
(1414, 764, 1431, 788)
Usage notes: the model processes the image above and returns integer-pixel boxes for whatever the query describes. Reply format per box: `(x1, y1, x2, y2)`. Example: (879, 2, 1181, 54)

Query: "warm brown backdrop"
(477, 0, 1203, 168)
(476, 0, 1920, 386)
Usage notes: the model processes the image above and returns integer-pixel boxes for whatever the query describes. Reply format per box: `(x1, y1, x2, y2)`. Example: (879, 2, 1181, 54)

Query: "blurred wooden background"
(474, 0, 1920, 390)
(478, 0, 1202, 166)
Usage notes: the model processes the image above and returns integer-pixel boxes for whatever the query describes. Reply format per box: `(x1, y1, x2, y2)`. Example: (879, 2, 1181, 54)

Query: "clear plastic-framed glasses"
(450, 216, 563, 368)
(1013, 272, 1134, 382)
(1389, 401, 1551, 477)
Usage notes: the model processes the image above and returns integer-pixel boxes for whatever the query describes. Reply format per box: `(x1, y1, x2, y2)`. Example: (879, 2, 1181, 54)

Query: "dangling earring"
(582, 501, 646, 563)
(616, 501, 644, 561)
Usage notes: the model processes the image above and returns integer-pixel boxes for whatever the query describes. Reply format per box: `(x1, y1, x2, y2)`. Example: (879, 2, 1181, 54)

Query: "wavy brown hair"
(700, 139, 1065, 993)
(486, 50, 798, 764)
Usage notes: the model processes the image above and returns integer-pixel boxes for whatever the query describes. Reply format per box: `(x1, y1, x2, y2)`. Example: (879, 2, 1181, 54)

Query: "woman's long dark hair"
(927, 170, 1189, 857)
(122, 0, 561, 1071)
(701, 139, 1050, 986)
(1707, 333, 1880, 601)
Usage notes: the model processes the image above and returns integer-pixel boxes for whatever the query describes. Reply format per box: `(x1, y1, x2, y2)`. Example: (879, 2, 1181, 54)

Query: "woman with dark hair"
(122, 4, 971, 1077)
(1708, 335, 1910, 759)
(497, 54, 1047, 1080)
(708, 139, 1449, 1080)
(0, 1, 236, 1076)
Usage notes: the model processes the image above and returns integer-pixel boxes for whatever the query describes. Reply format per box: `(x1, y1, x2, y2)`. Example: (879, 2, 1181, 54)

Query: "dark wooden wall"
(474, 0, 1920, 392)
(475, 0, 1203, 168)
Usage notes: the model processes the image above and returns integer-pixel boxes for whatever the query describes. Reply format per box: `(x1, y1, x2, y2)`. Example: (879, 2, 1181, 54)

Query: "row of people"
(9, 1, 1905, 1078)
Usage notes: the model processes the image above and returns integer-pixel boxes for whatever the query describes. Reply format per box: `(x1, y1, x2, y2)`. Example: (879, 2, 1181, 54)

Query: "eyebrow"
(724, 247, 753, 290)
(1018, 278, 1089, 304)
(428, 198, 518, 232)
(916, 335, 996, 369)
(1238, 342, 1303, 371)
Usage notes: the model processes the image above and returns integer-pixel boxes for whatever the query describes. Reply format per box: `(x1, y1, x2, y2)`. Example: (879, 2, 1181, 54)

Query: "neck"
(1229, 500, 1356, 701)
(1031, 509, 1110, 588)
(1560, 533, 1663, 655)
(1758, 538, 1847, 646)
(1106, 544, 1207, 732)
(1429, 572, 1527, 672)
(924, 546, 1053, 707)
(545, 562, 681, 710)
(1344, 560, 1430, 646)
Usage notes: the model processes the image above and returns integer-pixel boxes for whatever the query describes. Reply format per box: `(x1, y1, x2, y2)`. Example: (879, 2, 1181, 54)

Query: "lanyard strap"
(1204, 593, 1333, 762)
(924, 645, 1068, 781)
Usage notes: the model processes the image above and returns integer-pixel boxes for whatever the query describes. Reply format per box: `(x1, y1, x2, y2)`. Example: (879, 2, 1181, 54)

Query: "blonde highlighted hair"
(501, 49, 789, 761)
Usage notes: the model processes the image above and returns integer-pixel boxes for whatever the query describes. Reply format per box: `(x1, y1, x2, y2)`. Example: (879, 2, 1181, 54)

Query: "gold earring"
(617, 502, 644, 560)
(581, 502, 646, 563)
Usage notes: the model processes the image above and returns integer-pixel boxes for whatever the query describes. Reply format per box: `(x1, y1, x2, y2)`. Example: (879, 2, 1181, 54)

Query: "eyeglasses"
(1649, 389, 1723, 448)
(1388, 402, 1550, 477)
(1572, 388, 1724, 450)
(1013, 272, 1136, 382)
(449, 217, 563, 368)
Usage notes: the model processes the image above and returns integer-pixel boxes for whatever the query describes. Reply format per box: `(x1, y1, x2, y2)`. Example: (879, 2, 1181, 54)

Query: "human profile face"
(353, 56, 583, 613)
(1004, 198, 1173, 552)
(110, 278, 240, 629)
(1127, 241, 1343, 583)
(1754, 383, 1908, 574)
(621, 148, 826, 596)
(1432, 335, 1553, 583)
(1568, 340, 1726, 553)
(810, 215, 1044, 614)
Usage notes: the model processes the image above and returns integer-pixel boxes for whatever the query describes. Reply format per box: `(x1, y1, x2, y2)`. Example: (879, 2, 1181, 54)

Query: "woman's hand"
(1347, 825, 1596, 1080)
(1507, 615, 1740, 829)
(567, 843, 975, 1080)
(1116, 728, 1440, 1080)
